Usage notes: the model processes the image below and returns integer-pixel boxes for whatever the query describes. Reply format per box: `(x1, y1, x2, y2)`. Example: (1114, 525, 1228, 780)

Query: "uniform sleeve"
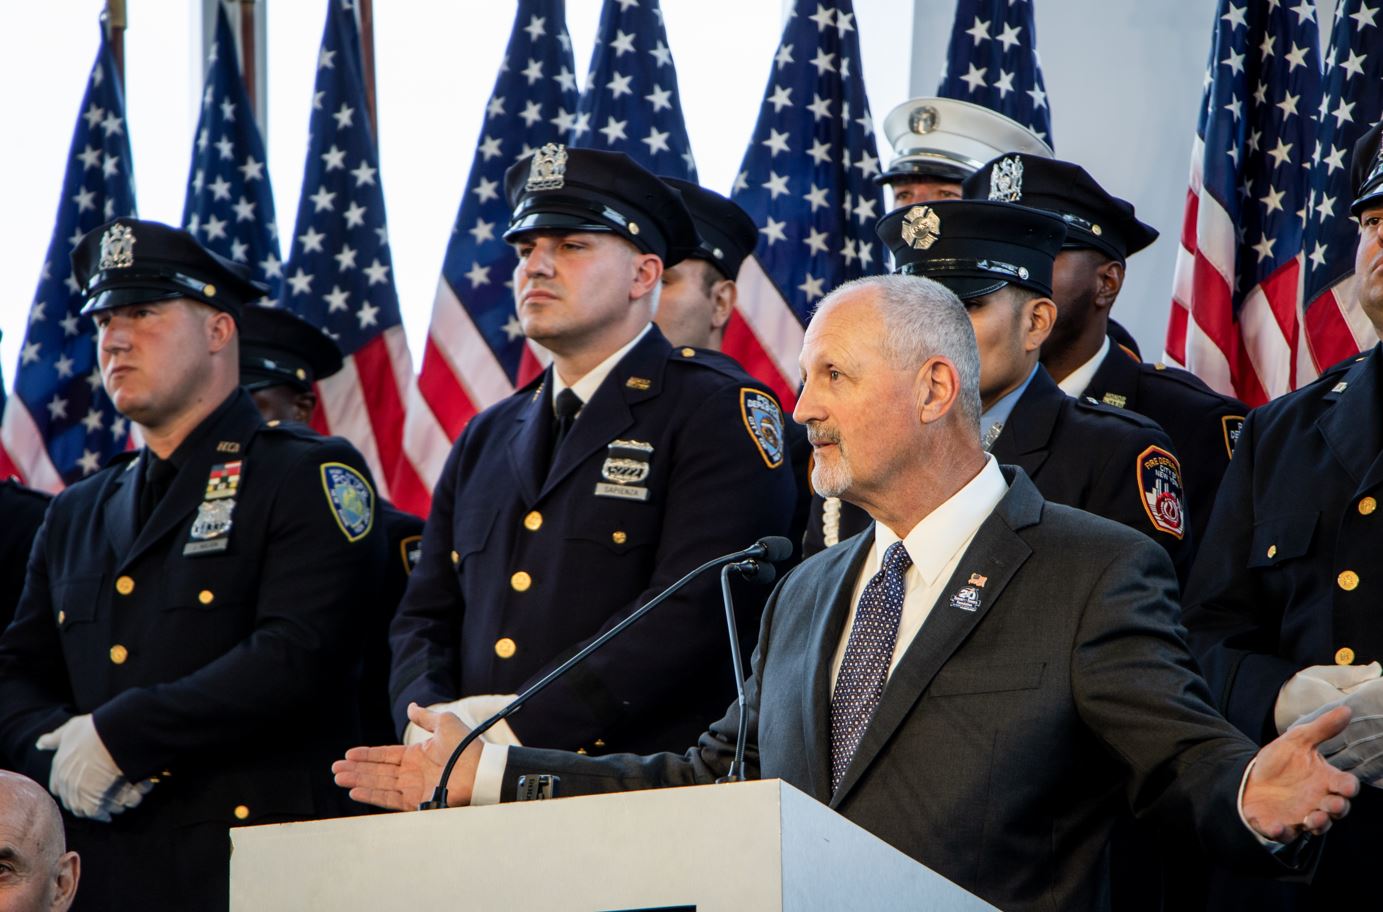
(0, 516, 77, 781)
(505, 381, 797, 748)
(387, 431, 468, 735)
(1087, 422, 1197, 587)
(1182, 412, 1298, 743)
(90, 441, 387, 781)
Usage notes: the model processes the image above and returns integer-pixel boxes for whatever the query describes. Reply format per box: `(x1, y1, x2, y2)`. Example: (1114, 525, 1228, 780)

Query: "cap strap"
(897, 257, 1032, 282)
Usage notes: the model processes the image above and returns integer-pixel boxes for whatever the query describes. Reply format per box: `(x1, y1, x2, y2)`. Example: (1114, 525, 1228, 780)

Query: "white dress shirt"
(1055, 335, 1110, 399)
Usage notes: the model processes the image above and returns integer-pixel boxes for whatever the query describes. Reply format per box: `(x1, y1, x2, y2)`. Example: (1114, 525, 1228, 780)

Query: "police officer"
(0, 218, 386, 911)
(0, 479, 49, 632)
(963, 153, 1247, 544)
(238, 304, 423, 746)
(1180, 123, 1383, 909)
(388, 146, 797, 759)
(877, 96, 1052, 207)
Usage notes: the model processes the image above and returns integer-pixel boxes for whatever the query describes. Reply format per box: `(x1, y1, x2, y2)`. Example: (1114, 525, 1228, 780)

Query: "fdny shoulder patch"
(320, 462, 376, 542)
(399, 534, 422, 575)
(1221, 415, 1245, 459)
(1136, 446, 1186, 540)
(740, 388, 785, 469)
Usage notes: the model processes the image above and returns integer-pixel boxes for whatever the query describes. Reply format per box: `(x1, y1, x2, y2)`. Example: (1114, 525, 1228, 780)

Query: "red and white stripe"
(722, 255, 805, 411)
(0, 398, 62, 491)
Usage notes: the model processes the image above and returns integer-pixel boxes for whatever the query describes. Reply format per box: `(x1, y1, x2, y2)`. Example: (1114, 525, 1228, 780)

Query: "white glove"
(1274, 662, 1382, 734)
(402, 696, 522, 747)
(1298, 676, 1383, 787)
(35, 715, 151, 821)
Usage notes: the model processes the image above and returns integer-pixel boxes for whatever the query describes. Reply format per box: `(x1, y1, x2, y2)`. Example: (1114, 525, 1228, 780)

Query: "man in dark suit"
(337, 273, 1357, 912)
(237, 304, 423, 747)
(387, 146, 796, 757)
(808, 201, 1195, 585)
(0, 218, 387, 911)
(963, 153, 1247, 545)
(1180, 122, 1383, 909)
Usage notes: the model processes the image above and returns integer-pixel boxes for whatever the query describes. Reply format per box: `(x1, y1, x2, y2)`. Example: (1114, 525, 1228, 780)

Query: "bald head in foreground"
(0, 772, 78, 912)
(337, 276, 1358, 912)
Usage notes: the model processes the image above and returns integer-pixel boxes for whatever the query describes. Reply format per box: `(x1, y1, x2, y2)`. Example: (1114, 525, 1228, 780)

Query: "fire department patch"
(1221, 415, 1245, 459)
(1137, 446, 1186, 540)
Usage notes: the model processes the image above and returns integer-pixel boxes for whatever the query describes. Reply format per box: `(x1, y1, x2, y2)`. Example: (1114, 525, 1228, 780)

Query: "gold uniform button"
(511, 571, 532, 592)
(593, 738, 606, 748)
(266, 419, 281, 427)
(1360, 497, 1377, 516)
(109, 644, 129, 665)
(612, 530, 627, 545)
(115, 575, 135, 596)
(198, 590, 215, 605)
(680, 347, 696, 358)
(1338, 570, 1360, 591)
(494, 637, 517, 659)
(451, 550, 460, 565)
(233, 804, 250, 821)
(523, 511, 543, 532)
(1337, 647, 1357, 666)
(57, 610, 66, 625)
(1267, 545, 1277, 559)
(576, 747, 588, 755)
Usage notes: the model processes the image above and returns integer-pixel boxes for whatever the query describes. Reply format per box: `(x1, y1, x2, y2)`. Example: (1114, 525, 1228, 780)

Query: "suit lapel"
(101, 459, 141, 564)
(989, 366, 1062, 478)
(506, 374, 553, 506)
(800, 532, 874, 800)
(829, 469, 1042, 807)
(539, 330, 669, 498)
(1315, 348, 1383, 493)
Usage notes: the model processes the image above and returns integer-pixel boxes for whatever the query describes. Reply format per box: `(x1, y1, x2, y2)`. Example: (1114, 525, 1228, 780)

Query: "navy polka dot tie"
(829, 541, 912, 793)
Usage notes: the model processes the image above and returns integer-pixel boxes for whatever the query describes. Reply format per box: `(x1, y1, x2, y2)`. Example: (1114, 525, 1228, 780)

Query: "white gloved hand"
(1274, 662, 1382, 734)
(35, 714, 148, 820)
(1298, 676, 1383, 787)
(402, 696, 521, 747)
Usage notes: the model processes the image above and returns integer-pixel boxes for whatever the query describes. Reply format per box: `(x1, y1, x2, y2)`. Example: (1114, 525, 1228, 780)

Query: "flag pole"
(237, 0, 259, 120)
(358, 0, 377, 135)
(105, 0, 127, 83)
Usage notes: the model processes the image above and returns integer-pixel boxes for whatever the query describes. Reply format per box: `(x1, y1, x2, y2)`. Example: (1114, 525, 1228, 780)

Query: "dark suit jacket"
(1081, 344, 1245, 544)
(505, 469, 1279, 911)
(389, 326, 796, 755)
(806, 368, 1195, 582)
(0, 479, 50, 632)
(1183, 345, 1383, 907)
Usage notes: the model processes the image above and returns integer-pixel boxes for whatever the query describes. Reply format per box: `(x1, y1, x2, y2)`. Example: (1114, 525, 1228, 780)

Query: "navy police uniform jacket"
(805, 367, 1194, 581)
(1081, 343, 1245, 544)
(1182, 347, 1383, 908)
(389, 326, 796, 756)
(0, 390, 385, 911)
(0, 479, 50, 632)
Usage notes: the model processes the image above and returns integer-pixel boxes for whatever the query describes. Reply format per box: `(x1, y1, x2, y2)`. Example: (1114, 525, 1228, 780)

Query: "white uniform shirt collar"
(551, 323, 652, 412)
(1056, 335, 1111, 398)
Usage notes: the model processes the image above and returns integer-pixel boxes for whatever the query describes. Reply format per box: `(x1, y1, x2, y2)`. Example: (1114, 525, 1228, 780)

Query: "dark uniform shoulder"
(1073, 395, 1168, 433)
(0, 478, 53, 509)
(1138, 361, 1246, 407)
(666, 345, 770, 387)
(1252, 348, 1372, 423)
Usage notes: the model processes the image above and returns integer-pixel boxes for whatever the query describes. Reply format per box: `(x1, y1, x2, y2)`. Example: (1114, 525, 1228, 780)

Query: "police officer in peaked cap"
(1180, 120, 1383, 911)
(806, 200, 1195, 585)
(963, 153, 1247, 545)
(237, 303, 422, 748)
(382, 145, 796, 768)
(0, 217, 387, 911)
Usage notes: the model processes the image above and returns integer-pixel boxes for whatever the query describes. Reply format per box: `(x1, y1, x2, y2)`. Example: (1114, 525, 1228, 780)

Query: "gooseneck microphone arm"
(419, 536, 793, 810)
(714, 559, 773, 784)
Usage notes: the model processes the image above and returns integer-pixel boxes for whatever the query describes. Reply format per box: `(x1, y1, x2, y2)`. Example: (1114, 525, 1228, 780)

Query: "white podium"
(230, 779, 996, 911)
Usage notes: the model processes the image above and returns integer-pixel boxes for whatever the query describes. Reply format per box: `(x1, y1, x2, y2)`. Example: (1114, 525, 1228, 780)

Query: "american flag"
(1165, 0, 1322, 406)
(0, 26, 136, 490)
(181, 1, 281, 299)
(279, 0, 421, 506)
(937, 0, 1053, 146)
(398, 0, 578, 515)
(1301, 0, 1383, 372)
(573, 0, 697, 180)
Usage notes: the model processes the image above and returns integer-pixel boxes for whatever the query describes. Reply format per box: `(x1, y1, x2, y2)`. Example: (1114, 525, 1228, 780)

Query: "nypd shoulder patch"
(1136, 446, 1186, 540)
(740, 388, 785, 469)
(320, 462, 375, 543)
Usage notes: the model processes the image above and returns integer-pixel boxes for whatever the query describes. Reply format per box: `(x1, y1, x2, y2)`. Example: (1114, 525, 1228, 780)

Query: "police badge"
(526, 143, 568, 192)
(1136, 446, 1186, 540)
(596, 440, 653, 501)
(988, 156, 1024, 202)
(900, 206, 942, 250)
(98, 222, 136, 270)
(739, 388, 785, 469)
(321, 463, 376, 542)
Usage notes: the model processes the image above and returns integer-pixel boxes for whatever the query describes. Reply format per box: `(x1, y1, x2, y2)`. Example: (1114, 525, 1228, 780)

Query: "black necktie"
(550, 389, 583, 468)
(138, 454, 177, 530)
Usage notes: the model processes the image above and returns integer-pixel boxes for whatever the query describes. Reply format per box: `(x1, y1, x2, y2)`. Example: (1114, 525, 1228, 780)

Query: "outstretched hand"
(1243, 705, 1360, 842)
(331, 703, 478, 811)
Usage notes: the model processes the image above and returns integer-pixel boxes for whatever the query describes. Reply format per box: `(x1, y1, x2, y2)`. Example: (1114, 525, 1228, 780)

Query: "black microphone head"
(757, 536, 793, 562)
(737, 559, 777, 585)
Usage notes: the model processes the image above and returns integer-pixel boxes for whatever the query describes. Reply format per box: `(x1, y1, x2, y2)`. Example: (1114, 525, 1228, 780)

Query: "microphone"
(715, 557, 778, 783)
(419, 536, 793, 810)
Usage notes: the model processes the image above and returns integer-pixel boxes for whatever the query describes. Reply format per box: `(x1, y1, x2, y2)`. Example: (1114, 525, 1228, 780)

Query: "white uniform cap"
(880, 97, 1054, 184)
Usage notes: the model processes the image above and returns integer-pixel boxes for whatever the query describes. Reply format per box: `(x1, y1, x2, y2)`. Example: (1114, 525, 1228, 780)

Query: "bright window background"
(0, 0, 912, 387)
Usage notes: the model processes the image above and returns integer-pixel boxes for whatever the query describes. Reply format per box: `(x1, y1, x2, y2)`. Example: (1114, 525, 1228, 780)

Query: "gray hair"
(819, 274, 982, 431)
